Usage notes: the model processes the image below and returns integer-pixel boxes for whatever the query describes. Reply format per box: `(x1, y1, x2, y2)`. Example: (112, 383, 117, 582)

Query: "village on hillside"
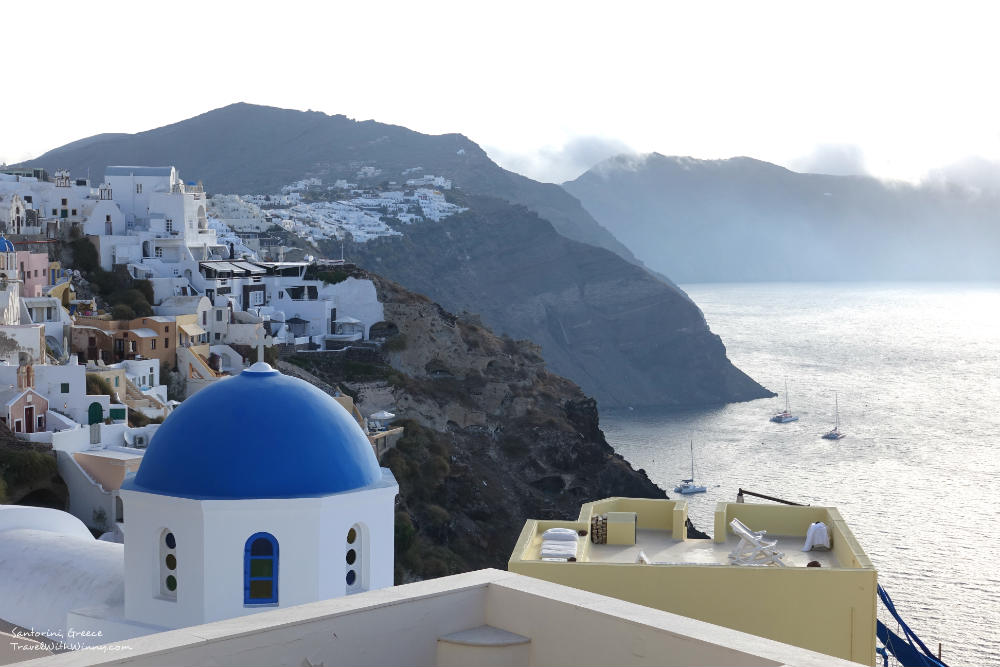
(0, 164, 417, 536)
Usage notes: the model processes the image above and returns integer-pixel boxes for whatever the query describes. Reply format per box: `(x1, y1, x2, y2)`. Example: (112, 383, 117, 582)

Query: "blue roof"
(0, 237, 13, 253)
(123, 363, 382, 499)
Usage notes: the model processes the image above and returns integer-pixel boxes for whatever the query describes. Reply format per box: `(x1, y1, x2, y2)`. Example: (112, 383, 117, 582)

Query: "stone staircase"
(124, 378, 166, 413)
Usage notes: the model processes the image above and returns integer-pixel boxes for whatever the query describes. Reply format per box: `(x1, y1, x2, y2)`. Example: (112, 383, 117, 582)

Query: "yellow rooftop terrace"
(509, 497, 877, 666)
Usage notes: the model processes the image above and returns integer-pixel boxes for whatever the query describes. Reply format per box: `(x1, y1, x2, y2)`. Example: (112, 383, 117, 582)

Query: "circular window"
(346, 570, 356, 586)
(165, 554, 177, 570)
(165, 575, 177, 592)
(347, 528, 357, 544)
(165, 532, 176, 549)
(346, 549, 357, 565)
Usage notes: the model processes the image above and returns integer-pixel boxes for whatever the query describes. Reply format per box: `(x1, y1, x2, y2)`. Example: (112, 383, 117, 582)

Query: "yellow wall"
(74, 452, 142, 491)
(89, 368, 128, 400)
(48, 278, 74, 306)
(510, 500, 877, 666)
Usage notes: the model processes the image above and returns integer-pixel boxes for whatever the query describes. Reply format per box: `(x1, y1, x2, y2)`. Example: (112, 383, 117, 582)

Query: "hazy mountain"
(564, 153, 1000, 282)
(24, 105, 771, 407)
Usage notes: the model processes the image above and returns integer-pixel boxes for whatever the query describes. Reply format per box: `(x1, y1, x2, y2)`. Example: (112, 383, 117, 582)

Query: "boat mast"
(784, 379, 790, 413)
(834, 391, 839, 430)
(690, 439, 695, 480)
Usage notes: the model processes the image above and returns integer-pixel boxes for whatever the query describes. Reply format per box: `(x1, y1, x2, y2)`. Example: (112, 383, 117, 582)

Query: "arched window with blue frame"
(244, 532, 278, 605)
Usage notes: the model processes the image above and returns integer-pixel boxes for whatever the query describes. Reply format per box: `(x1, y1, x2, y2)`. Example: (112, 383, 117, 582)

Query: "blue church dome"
(0, 237, 14, 253)
(124, 363, 382, 499)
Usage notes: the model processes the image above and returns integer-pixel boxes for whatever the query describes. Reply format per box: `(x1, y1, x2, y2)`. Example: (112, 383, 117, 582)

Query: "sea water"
(601, 282, 1000, 667)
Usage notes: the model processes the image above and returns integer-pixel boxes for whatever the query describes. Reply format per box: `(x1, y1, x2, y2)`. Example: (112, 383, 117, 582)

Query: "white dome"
(0, 505, 93, 540)
(0, 529, 123, 639)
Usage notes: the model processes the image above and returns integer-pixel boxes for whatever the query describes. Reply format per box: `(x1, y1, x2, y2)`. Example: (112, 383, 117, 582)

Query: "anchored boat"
(770, 379, 799, 423)
(674, 440, 706, 495)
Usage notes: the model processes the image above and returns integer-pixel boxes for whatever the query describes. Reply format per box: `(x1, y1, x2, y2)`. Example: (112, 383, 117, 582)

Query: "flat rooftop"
(76, 449, 143, 462)
(513, 498, 871, 571)
(587, 529, 840, 568)
(508, 499, 877, 664)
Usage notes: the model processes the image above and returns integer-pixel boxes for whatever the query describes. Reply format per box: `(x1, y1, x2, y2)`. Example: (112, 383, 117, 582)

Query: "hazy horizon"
(4, 2, 1000, 188)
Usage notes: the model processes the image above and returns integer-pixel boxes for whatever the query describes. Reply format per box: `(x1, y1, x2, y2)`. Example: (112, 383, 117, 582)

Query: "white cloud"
(787, 144, 869, 177)
(486, 137, 635, 183)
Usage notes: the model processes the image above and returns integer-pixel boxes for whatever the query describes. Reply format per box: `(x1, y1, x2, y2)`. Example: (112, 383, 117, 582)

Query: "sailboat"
(822, 392, 846, 440)
(770, 379, 799, 423)
(674, 440, 707, 495)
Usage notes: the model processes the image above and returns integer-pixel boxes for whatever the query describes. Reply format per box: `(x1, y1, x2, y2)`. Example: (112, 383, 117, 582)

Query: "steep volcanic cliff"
(285, 270, 677, 581)
(346, 195, 772, 409)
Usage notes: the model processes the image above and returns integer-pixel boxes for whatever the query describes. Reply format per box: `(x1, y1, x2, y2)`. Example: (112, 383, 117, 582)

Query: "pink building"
(17, 250, 49, 297)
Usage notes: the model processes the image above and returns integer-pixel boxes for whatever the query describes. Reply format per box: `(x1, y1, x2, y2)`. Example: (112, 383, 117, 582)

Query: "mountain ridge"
(564, 152, 1000, 283)
(22, 104, 771, 407)
(26, 102, 643, 267)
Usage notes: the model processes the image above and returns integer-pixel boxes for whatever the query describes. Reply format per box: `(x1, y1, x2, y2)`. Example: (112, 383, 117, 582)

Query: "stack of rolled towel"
(540, 527, 579, 560)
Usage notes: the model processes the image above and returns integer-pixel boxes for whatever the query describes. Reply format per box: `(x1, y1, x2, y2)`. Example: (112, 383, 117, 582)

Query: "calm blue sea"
(601, 282, 1000, 667)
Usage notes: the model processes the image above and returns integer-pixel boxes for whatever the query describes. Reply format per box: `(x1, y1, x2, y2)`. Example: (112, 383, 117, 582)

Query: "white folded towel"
(542, 528, 579, 541)
(802, 522, 831, 551)
(540, 540, 578, 559)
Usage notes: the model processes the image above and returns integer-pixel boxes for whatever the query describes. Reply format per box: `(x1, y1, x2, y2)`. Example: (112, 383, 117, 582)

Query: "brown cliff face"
(290, 271, 667, 581)
(347, 195, 773, 409)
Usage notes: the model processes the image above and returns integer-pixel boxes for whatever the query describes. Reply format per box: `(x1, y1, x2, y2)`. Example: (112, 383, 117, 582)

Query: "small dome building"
(119, 362, 398, 631)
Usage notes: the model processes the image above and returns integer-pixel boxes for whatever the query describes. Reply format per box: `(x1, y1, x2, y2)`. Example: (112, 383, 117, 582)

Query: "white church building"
(0, 362, 398, 646)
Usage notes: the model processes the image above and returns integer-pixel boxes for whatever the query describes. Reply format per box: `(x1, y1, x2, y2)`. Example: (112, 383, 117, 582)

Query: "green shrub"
(109, 288, 152, 317)
(86, 374, 116, 398)
(423, 503, 450, 528)
(89, 269, 127, 297)
(134, 279, 155, 305)
(0, 447, 56, 492)
(70, 238, 99, 272)
(111, 304, 135, 321)
(395, 511, 416, 553)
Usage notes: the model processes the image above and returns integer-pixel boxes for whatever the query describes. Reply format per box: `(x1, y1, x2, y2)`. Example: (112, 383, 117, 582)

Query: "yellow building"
(509, 498, 877, 666)
(86, 364, 128, 402)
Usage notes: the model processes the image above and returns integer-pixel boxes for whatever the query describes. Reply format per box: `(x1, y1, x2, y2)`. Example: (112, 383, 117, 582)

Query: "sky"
(3, 1, 1000, 185)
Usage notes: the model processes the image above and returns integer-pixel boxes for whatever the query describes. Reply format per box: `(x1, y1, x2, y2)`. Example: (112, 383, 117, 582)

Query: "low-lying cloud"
(788, 143, 869, 176)
(487, 136, 635, 184)
(922, 155, 1000, 194)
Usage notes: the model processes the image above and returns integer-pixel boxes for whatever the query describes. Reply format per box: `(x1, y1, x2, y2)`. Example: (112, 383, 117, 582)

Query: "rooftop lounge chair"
(728, 518, 787, 567)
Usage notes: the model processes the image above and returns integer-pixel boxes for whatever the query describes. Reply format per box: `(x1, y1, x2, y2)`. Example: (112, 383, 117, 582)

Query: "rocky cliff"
(345, 195, 772, 408)
(286, 269, 674, 580)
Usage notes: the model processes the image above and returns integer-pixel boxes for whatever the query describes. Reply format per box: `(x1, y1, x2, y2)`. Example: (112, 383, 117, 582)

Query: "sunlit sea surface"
(601, 283, 1000, 667)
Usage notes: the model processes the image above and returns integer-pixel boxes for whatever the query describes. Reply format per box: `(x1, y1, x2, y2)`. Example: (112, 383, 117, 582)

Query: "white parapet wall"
(16, 570, 863, 667)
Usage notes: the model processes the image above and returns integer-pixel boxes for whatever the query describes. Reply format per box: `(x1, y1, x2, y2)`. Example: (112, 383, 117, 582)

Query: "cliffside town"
(0, 164, 670, 576)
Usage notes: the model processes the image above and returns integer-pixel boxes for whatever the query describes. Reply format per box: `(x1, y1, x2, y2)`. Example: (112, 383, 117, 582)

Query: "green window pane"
(250, 559, 273, 578)
(249, 580, 272, 599)
(60, 383, 69, 393)
(165, 575, 177, 592)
